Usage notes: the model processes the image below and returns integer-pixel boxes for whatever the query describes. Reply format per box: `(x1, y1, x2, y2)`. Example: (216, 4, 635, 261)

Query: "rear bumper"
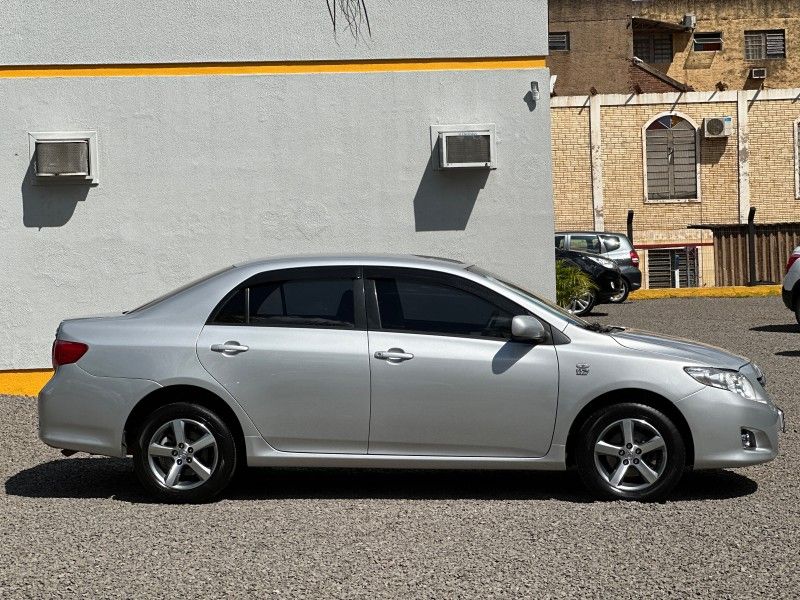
(38, 364, 161, 457)
(677, 386, 782, 469)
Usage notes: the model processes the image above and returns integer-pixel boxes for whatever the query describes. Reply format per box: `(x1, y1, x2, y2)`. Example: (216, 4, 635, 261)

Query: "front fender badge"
(576, 364, 590, 376)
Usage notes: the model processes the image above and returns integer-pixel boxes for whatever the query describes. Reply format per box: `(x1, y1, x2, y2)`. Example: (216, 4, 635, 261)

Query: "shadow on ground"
(751, 324, 798, 333)
(5, 457, 757, 504)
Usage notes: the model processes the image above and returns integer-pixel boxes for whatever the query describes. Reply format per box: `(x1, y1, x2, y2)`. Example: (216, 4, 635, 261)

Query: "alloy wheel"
(568, 292, 593, 315)
(593, 418, 667, 492)
(147, 418, 219, 491)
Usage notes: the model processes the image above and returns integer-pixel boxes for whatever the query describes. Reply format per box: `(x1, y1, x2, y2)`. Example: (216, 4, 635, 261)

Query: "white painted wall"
(0, 68, 554, 369)
(2, 1, 547, 64)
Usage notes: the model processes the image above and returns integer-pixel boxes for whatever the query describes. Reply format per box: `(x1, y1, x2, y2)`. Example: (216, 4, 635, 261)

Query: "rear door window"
(569, 235, 602, 253)
(555, 235, 566, 249)
(212, 277, 356, 329)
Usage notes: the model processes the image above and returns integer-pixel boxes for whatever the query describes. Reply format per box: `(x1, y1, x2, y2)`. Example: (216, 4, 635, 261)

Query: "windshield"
(126, 266, 234, 314)
(467, 265, 591, 328)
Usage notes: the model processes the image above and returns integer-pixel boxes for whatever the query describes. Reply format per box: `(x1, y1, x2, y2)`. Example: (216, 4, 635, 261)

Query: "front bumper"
(38, 363, 161, 457)
(677, 385, 782, 469)
(782, 286, 793, 310)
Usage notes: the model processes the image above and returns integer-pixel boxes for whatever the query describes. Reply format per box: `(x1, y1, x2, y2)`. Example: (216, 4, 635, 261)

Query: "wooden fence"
(689, 223, 800, 286)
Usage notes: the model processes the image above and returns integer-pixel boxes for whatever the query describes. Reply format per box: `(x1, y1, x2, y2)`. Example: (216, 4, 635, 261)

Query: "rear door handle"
(374, 349, 414, 362)
(211, 341, 249, 355)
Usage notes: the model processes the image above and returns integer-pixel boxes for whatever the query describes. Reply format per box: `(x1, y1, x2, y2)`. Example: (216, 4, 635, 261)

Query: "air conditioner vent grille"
(35, 140, 90, 176)
(444, 134, 491, 165)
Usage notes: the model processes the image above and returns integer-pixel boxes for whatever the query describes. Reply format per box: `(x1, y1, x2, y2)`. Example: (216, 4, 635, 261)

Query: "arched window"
(645, 114, 698, 201)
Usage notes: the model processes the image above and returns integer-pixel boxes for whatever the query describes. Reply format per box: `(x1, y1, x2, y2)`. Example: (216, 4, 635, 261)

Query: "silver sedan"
(39, 255, 784, 502)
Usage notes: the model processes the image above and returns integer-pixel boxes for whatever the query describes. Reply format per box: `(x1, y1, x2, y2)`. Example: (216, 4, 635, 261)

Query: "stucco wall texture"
(1, 68, 554, 370)
(2, 1, 548, 65)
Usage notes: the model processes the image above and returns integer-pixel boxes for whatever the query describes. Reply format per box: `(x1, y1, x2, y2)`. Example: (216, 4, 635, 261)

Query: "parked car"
(39, 255, 783, 503)
(556, 231, 641, 303)
(556, 247, 624, 316)
(782, 245, 800, 324)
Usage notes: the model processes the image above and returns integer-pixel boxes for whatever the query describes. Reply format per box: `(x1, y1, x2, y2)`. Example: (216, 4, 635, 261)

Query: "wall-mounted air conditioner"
(28, 131, 99, 184)
(703, 116, 733, 138)
(750, 67, 768, 79)
(430, 124, 497, 170)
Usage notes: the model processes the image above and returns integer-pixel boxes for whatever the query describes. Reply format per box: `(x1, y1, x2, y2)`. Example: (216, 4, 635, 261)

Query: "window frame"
(633, 30, 674, 63)
(548, 31, 570, 52)
(744, 29, 786, 60)
(693, 32, 723, 52)
(363, 267, 543, 343)
(641, 111, 702, 204)
(206, 266, 366, 331)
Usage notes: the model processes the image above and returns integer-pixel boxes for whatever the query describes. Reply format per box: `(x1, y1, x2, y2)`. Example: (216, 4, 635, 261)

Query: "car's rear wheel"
(576, 403, 685, 501)
(567, 291, 595, 316)
(133, 402, 237, 503)
(608, 278, 630, 303)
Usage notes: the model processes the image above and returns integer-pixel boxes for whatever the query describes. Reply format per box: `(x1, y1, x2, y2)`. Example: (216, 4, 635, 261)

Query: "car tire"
(794, 297, 800, 326)
(568, 292, 596, 317)
(608, 279, 630, 304)
(133, 402, 238, 503)
(576, 403, 685, 502)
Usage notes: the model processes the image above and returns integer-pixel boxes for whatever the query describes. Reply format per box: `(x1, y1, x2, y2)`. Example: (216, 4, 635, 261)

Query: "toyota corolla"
(39, 255, 784, 502)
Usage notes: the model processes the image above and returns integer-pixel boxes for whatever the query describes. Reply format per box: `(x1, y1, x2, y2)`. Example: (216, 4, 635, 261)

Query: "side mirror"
(511, 315, 547, 343)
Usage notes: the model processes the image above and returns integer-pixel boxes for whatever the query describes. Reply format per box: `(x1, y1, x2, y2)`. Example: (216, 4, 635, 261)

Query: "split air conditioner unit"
(28, 131, 99, 184)
(750, 67, 768, 79)
(703, 116, 733, 138)
(682, 14, 696, 30)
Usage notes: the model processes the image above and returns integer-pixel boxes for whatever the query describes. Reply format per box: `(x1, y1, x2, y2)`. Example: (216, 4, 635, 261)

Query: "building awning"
(631, 58, 693, 92)
(632, 17, 686, 31)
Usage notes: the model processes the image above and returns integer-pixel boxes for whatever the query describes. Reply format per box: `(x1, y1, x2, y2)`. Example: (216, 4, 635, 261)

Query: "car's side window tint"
(213, 279, 355, 328)
(555, 235, 565, 249)
(214, 288, 248, 324)
(600, 235, 621, 252)
(569, 235, 602, 253)
(374, 278, 513, 339)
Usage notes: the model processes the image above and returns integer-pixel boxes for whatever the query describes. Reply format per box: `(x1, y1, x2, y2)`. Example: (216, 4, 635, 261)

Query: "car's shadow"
(5, 457, 758, 504)
(751, 324, 798, 333)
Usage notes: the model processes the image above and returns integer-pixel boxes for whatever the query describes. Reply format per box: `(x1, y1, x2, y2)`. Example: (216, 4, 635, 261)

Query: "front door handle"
(374, 349, 414, 362)
(211, 341, 249, 355)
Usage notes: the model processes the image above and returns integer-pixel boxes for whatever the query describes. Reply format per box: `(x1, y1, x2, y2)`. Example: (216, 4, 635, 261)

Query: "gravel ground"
(1, 296, 798, 598)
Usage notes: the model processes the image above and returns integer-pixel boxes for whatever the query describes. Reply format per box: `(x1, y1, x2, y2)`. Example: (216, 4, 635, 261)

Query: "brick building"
(549, 0, 800, 95)
(549, 1, 800, 288)
(551, 89, 800, 288)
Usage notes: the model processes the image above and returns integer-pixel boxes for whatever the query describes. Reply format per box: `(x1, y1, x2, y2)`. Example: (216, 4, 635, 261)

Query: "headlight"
(684, 367, 760, 401)
(587, 256, 616, 269)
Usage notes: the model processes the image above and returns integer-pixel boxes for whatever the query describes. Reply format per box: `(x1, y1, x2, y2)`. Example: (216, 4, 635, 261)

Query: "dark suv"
(555, 231, 642, 302)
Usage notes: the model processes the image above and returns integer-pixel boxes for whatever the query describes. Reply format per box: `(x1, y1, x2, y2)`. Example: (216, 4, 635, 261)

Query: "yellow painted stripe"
(0, 56, 546, 79)
(0, 370, 53, 397)
(630, 285, 781, 301)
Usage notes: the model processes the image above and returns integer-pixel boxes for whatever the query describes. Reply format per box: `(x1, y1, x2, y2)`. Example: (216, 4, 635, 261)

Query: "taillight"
(52, 340, 89, 368)
(630, 250, 640, 267)
(786, 253, 800, 274)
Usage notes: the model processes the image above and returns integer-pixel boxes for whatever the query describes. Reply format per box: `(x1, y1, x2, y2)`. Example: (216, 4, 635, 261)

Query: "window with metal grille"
(645, 115, 698, 201)
(745, 30, 785, 60)
(633, 31, 673, 63)
(549, 32, 570, 52)
(693, 32, 723, 52)
(647, 248, 698, 289)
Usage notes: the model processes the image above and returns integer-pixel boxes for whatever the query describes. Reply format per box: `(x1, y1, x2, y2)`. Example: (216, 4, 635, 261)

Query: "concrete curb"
(629, 285, 781, 301)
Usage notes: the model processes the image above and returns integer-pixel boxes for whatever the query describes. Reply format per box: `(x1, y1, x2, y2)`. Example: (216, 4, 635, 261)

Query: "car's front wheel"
(576, 403, 685, 501)
(133, 402, 238, 503)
